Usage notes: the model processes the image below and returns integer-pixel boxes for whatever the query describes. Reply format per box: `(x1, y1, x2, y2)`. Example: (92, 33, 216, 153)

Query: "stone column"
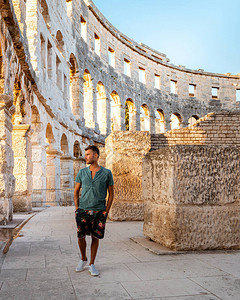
(71, 75, 81, 119)
(46, 147, 61, 205)
(32, 143, 46, 206)
(165, 115, 171, 131)
(105, 131, 151, 220)
(112, 103, 122, 131)
(97, 96, 107, 135)
(120, 103, 126, 131)
(12, 124, 32, 212)
(149, 113, 156, 134)
(60, 155, 75, 205)
(0, 95, 15, 224)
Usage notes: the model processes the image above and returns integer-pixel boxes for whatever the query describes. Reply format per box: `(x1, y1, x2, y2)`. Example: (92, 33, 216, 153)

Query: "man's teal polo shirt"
(75, 166, 114, 211)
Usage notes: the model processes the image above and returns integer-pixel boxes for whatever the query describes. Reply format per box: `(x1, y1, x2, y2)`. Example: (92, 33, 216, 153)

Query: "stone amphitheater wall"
(0, 0, 240, 222)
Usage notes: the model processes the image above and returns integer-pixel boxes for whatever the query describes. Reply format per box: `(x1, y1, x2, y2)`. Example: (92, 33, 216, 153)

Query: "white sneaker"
(89, 264, 100, 276)
(75, 259, 87, 272)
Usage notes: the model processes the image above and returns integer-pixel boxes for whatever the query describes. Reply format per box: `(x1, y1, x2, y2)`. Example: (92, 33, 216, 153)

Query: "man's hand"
(106, 185, 114, 214)
(74, 182, 81, 211)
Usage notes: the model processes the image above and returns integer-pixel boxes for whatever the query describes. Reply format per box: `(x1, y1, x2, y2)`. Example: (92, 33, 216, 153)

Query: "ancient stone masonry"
(0, 0, 240, 218)
(105, 131, 151, 220)
(143, 145, 240, 250)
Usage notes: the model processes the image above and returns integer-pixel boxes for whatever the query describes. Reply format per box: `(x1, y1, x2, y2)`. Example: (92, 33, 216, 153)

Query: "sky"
(92, 0, 240, 75)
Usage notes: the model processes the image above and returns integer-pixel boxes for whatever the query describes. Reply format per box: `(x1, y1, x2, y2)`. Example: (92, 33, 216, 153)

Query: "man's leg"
(89, 236, 99, 265)
(78, 237, 87, 261)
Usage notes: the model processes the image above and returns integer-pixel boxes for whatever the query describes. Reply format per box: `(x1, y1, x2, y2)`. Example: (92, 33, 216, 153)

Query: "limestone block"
(143, 145, 240, 250)
(106, 131, 151, 220)
(143, 203, 240, 250)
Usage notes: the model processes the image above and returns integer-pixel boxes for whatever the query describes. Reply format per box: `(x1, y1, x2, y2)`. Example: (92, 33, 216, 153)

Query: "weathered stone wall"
(151, 112, 240, 150)
(105, 131, 151, 220)
(0, 0, 240, 215)
(143, 145, 240, 250)
(0, 95, 15, 224)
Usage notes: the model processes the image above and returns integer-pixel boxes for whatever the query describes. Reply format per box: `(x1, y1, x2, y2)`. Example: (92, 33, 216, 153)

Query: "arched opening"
(61, 134, 69, 155)
(125, 99, 136, 131)
(46, 123, 54, 146)
(56, 30, 64, 55)
(140, 104, 150, 131)
(31, 106, 45, 206)
(96, 81, 107, 135)
(188, 115, 199, 126)
(40, 0, 51, 30)
(73, 141, 85, 185)
(74, 141, 81, 158)
(83, 69, 94, 128)
(69, 54, 80, 117)
(45, 124, 60, 205)
(12, 80, 25, 125)
(170, 113, 182, 130)
(155, 109, 165, 133)
(110, 90, 121, 131)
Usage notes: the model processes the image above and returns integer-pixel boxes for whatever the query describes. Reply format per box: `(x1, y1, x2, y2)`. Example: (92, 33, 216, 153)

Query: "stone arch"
(125, 98, 136, 131)
(96, 81, 107, 135)
(170, 112, 182, 130)
(56, 30, 64, 55)
(188, 115, 199, 126)
(31, 106, 45, 205)
(60, 133, 69, 155)
(155, 109, 165, 133)
(110, 90, 121, 131)
(40, 0, 51, 30)
(74, 141, 82, 158)
(60, 134, 73, 199)
(73, 140, 85, 184)
(69, 53, 80, 117)
(12, 79, 25, 125)
(46, 123, 55, 146)
(83, 69, 94, 128)
(45, 124, 61, 205)
(140, 104, 150, 131)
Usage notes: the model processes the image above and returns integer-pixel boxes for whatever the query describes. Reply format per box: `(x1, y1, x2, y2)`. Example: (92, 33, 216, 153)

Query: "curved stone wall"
(0, 0, 240, 217)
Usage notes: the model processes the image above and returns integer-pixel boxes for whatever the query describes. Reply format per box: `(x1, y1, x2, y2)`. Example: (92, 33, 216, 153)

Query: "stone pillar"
(32, 143, 46, 206)
(71, 75, 81, 119)
(106, 97, 111, 135)
(60, 155, 75, 205)
(60, 155, 74, 189)
(73, 157, 86, 184)
(0, 95, 15, 224)
(120, 103, 126, 131)
(149, 114, 156, 134)
(97, 96, 107, 135)
(12, 124, 32, 212)
(165, 115, 171, 131)
(112, 103, 122, 131)
(46, 147, 61, 205)
(143, 145, 240, 250)
(134, 108, 140, 131)
(105, 131, 151, 220)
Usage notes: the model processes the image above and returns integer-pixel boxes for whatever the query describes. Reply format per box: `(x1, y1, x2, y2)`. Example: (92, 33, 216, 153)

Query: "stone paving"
(0, 206, 239, 300)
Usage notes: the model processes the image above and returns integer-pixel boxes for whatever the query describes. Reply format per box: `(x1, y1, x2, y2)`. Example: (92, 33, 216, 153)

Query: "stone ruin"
(106, 112, 240, 250)
(0, 0, 239, 249)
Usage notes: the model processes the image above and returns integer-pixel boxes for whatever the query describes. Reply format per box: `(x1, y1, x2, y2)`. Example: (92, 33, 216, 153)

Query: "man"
(74, 145, 114, 276)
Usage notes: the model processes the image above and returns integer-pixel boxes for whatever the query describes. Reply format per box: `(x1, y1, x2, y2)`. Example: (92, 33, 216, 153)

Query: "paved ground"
(0, 206, 239, 300)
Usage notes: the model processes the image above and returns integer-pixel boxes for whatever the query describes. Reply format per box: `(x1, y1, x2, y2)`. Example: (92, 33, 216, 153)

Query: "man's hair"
(85, 145, 100, 156)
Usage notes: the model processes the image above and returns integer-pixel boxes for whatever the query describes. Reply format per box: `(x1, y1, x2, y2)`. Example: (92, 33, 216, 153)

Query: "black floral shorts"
(75, 208, 108, 239)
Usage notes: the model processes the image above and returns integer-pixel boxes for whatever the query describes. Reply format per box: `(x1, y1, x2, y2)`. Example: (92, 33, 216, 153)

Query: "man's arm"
(106, 185, 114, 214)
(74, 182, 81, 210)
